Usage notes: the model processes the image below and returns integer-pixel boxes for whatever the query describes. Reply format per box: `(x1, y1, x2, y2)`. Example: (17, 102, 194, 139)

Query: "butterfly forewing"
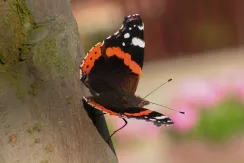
(80, 14, 144, 94)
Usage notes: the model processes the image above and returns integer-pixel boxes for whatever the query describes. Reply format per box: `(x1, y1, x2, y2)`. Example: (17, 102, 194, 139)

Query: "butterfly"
(80, 14, 174, 140)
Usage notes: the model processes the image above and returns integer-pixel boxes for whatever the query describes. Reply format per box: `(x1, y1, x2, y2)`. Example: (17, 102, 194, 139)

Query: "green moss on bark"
(0, 54, 6, 65)
(1, 0, 80, 95)
(66, 96, 73, 104)
(18, 44, 31, 61)
(28, 82, 40, 97)
(31, 17, 78, 79)
(0, 0, 35, 96)
(0, 0, 34, 65)
(32, 37, 71, 78)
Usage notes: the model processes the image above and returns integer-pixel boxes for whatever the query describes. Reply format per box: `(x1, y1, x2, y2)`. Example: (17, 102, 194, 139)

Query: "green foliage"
(169, 97, 244, 143)
(196, 98, 244, 141)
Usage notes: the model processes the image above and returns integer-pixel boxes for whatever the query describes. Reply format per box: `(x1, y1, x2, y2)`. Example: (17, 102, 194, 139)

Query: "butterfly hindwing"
(122, 107, 174, 126)
(82, 92, 174, 126)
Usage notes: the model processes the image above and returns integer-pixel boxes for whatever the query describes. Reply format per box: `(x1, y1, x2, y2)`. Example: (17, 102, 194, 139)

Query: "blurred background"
(71, 0, 244, 162)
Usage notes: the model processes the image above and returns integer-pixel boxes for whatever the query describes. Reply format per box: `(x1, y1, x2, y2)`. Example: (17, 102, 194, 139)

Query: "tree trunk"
(0, 0, 117, 162)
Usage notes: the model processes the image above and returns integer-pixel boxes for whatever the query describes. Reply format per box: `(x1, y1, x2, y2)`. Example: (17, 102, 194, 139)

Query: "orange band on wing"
(81, 42, 102, 75)
(124, 109, 152, 116)
(86, 98, 122, 117)
(106, 47, 142, 75)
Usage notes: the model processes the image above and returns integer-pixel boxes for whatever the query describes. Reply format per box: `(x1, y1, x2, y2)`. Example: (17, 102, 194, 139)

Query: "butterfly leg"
(106, 118, 128, 143)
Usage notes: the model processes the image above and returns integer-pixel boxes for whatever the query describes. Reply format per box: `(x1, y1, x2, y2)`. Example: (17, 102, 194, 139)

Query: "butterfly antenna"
(143, 78, 185, 115)
(149, 101, 185, 114)
(143, 78, 173, 99)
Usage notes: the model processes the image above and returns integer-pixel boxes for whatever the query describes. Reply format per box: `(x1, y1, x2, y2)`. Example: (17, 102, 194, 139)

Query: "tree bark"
(0, 0, 117, 162)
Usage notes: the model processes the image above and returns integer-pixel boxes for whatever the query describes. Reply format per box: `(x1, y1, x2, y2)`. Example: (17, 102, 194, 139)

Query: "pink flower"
(178, 79, 224, 107)
(168, 72, 244, 133)
(169, 101, 198, 132)
(210, 78, 230, 99)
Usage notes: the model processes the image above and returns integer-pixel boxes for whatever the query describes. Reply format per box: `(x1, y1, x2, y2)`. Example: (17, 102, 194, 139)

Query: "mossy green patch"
(1, 0, 34, 64)
(28, 82, 40, 97)
(45, 144, 54, 153)
(0, 54, 6, 65)
(0, 0, 35, 97)
(8, 0, 35, 25)
(18, 44, 31, 61)
(31, 17, 79, 79)
(66, 96, 73, 104)
(32, 34, 76, 79)
(27, 123, 42, 134)
(27, 127, 34, 134)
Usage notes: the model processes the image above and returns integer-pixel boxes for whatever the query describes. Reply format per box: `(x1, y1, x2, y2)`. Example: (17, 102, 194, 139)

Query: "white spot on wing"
(132, 37, 145, 48)
(129, 27, 132, 30)
(106, 36, 111, 39)
(82, 96, 88, 102)
(124, 33, 130, 38)
(155, 115, 167, 120)
(122, 42, 125, 46)
(114, 30, 119, 35)
(120, 25, 124, 29)
(138, 23, 144, 30)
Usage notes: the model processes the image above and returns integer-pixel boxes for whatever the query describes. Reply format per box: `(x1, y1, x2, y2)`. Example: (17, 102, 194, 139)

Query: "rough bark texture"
(0, 0, 117, 162)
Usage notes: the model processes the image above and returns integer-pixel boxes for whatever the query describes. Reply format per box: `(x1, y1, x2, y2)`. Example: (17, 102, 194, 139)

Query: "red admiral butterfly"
(80, 14, 177, 140)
